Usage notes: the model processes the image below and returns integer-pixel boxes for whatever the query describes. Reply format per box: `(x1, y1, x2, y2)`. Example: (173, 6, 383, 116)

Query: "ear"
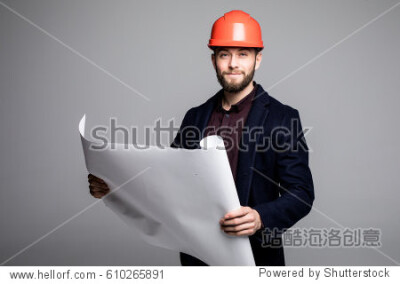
(211, 53, 216, 70)
(254, 51, 263, 70)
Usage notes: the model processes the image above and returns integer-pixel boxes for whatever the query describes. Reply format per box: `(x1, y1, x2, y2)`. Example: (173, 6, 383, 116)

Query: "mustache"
(222, 70, 245, 75)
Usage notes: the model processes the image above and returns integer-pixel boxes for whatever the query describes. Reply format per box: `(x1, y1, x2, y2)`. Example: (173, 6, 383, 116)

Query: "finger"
(91, 191, 106, 199)
(222, 206, 251, 220)
(95, 177, 106, 184)
(221, 222, 254, 232)
(88, 174, 106, 184)
(89, 189, 108, 197)
(89, 181, 109, 189)
(221, 214, 253, 227)
(88, 174, 95, 182)
(90, 188, 108, 197)
(89, 185, 109, 193)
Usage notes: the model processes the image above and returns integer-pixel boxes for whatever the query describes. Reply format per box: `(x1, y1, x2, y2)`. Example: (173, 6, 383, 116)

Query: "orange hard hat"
(208, 10, 263, 49)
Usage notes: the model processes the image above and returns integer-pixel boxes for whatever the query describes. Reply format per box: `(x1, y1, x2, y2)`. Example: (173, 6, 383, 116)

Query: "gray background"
(1, 0, 399, 265)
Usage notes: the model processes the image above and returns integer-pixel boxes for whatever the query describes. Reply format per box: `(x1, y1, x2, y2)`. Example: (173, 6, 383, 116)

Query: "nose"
(228, 54, 238, 69)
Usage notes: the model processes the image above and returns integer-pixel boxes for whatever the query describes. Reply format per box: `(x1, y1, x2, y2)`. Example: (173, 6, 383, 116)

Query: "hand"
(88, 174, 110, 199)
(219, 206, 263, 236)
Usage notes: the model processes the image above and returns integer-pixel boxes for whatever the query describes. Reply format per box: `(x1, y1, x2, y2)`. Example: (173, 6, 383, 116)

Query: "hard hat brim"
(208, 40, 264, 50)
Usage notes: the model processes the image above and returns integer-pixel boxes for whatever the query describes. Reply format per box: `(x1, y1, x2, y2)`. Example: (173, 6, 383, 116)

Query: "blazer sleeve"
(253, 109, 315, 232)
(170, 107, 195, 149)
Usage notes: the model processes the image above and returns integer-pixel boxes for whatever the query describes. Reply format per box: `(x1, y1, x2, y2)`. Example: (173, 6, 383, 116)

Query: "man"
(88, 10, 314, 266)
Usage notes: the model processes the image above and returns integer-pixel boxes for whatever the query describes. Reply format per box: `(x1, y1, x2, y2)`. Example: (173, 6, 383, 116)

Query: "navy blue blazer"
(172, 84, 314, 266)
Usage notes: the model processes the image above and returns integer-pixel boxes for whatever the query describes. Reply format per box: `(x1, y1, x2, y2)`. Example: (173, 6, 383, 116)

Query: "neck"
(222, 81, 254, 110)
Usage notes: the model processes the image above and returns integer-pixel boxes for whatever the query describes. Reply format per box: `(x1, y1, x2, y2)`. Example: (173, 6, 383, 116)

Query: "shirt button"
(225, 114, 230, 118)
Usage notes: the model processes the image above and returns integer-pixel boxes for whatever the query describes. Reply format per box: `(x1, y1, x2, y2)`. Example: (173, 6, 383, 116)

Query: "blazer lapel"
(236, 85, 271, 205)
(196, 91, 222, 141)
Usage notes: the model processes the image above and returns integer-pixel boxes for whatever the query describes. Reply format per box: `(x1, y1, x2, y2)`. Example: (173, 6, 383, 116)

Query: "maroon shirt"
(204, 84, 257, 181)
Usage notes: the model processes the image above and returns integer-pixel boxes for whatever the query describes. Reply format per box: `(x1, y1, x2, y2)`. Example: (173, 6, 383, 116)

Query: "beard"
(216, 64, 256, 93)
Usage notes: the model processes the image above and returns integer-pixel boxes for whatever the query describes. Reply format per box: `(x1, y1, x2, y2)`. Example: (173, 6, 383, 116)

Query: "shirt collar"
(216, 82, 257, 113)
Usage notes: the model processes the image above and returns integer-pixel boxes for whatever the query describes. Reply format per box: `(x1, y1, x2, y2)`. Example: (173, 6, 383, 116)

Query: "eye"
(239, 52, 248, 57)
(219, 53, 228, 58)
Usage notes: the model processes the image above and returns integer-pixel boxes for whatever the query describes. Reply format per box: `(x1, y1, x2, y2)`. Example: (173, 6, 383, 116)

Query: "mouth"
(224, 72, 243, 77)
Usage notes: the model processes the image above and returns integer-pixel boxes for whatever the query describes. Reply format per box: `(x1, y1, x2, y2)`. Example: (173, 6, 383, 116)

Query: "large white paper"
(79, 115, 255, 265)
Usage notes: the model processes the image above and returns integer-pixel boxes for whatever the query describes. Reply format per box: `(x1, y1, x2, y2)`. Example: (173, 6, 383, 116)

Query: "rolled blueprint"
(79, 115, 255, 265)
